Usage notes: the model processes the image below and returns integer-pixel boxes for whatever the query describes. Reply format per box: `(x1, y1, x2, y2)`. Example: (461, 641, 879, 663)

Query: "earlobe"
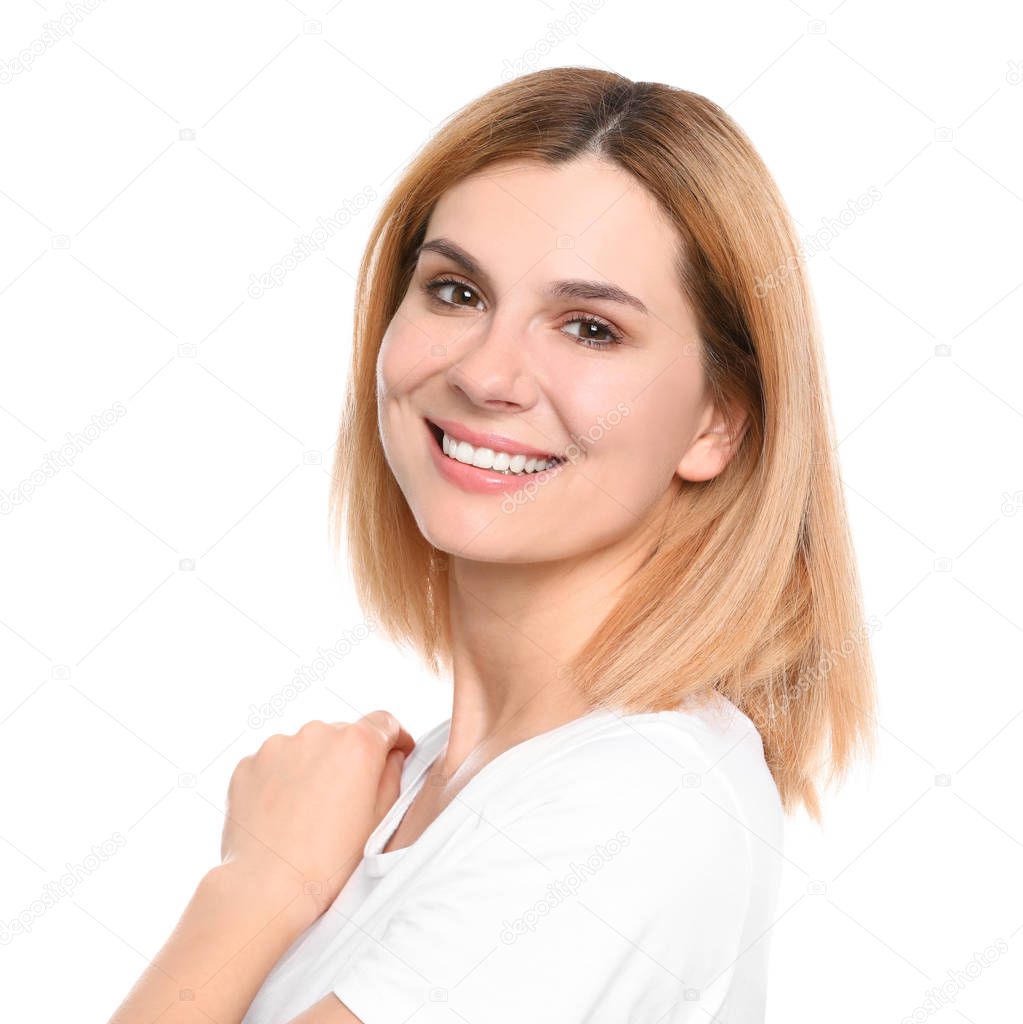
(675, 407, 748, 483)
(675, 435, 729, 483)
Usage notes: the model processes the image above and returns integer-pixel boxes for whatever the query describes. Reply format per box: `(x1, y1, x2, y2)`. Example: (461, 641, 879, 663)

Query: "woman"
(107, 67, 876, 1024)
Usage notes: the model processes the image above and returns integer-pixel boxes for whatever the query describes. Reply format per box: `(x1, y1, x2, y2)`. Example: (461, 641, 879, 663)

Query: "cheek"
(564, 358, 701, 483)
(646, 363, 705, 453)
(375, 319, 431, 472)
(377, 317, 424, 396)
(625, 366, 705, 481)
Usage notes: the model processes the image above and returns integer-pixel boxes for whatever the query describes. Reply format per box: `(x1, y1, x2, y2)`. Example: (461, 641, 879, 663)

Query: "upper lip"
(426, 416, 562, 460)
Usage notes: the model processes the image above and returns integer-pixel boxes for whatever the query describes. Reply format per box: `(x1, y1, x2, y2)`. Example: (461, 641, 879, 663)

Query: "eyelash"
(422, 275, 625, 348)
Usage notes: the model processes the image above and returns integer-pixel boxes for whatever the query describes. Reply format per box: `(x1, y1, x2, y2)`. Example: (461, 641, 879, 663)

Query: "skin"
(105, 155, 746, 1024)
(105, 713, 414, 1024)
(376, 154, 746, 791)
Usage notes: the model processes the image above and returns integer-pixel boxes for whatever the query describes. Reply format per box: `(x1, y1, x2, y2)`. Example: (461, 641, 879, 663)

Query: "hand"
(220, 711, 415, 926)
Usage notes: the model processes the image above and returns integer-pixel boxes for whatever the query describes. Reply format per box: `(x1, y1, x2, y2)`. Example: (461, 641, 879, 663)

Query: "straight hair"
(329, 67, 877, 821)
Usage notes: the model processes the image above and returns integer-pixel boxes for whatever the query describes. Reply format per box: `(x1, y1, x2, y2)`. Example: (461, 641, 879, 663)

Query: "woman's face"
(376, 155, 730, 563)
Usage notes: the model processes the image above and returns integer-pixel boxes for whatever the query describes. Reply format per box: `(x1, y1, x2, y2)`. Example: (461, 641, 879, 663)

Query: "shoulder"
(478, 694, 782, 880)
(500, 693, 780, 828)
(331, 704, 776, 1023)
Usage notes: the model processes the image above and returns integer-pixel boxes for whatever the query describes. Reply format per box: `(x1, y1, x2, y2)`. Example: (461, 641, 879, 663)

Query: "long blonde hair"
(329, 67, 877, 821)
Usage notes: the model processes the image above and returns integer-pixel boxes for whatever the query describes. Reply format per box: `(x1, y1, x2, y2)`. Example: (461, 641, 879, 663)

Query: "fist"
(221, 711, 415, 922)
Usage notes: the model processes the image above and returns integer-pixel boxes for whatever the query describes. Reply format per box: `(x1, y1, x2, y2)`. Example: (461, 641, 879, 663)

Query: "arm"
(105, 864, 316, 1024)
(105, 712, 414, 1024)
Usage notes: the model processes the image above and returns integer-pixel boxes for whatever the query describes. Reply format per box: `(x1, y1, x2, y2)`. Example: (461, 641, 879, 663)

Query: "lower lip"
(424, 419, 567, 495)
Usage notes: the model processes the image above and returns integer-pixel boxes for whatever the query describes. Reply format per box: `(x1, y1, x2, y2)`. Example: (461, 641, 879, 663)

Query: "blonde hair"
(329, 67, 877, 821)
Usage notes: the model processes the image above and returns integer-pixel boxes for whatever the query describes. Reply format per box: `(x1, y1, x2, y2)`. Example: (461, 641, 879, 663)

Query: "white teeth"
(438, 430, 559, 475)
(471, 446, 495, 469)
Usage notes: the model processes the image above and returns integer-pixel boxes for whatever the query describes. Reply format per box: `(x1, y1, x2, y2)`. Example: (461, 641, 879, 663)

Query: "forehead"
(422, 157, 686, 315)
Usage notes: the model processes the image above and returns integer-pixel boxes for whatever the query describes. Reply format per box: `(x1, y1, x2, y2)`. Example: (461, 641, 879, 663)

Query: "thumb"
(375, 747, 407, 815)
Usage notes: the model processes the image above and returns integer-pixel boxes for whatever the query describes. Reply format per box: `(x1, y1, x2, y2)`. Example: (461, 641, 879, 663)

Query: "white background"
(1, 0, 1021, 1021)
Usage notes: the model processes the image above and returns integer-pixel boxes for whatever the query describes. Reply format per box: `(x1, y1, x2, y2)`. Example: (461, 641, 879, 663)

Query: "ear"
(675, 399, 748, 483)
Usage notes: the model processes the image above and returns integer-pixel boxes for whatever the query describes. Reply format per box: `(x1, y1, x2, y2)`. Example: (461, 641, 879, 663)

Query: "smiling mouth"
(425, 420, 566, 476)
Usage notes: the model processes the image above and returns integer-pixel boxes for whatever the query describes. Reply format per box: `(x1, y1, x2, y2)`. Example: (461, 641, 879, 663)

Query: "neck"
(436, 502, 667, 777)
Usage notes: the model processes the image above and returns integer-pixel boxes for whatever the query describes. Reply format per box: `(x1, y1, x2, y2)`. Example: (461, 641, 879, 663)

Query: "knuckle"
(364, 709, 399, 740)
(256, 733, 285, 757)
(350, 717, 386, 750)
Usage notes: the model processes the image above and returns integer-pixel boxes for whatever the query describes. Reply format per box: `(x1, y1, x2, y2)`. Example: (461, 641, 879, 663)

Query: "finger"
(375, 747, 407, 817)
(351, 710, 416, 758)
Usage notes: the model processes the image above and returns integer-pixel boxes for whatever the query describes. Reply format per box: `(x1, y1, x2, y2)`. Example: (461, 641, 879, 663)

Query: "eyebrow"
(414, 236, 650, 316)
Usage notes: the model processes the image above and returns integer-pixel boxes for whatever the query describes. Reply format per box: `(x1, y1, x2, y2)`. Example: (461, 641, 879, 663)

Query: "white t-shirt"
(242, 692, 784, 1024)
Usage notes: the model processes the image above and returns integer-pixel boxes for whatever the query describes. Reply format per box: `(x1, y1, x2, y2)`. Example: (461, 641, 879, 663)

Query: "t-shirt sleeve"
(331, 723, 755, 1024)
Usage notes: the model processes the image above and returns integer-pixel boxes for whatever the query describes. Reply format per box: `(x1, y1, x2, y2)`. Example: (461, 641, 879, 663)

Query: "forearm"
(106, 865, 315, 1024)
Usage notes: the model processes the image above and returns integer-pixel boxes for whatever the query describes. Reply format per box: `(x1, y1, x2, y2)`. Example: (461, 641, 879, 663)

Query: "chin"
(410, 504, 533, 564)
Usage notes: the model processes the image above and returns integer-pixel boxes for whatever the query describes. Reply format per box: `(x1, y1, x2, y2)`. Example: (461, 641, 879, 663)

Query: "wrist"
(200, 863, 320, 939)
(105, 864, 316, 1024)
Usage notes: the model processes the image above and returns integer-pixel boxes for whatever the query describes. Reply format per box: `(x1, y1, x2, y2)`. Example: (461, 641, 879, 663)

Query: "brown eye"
(423, 275, 623, 350)
(559, 314, 623, 348)
(425, 277, 485, 310)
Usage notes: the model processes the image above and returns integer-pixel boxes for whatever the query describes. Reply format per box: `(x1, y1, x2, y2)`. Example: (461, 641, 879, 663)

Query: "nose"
(443, 313, 539, 411)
